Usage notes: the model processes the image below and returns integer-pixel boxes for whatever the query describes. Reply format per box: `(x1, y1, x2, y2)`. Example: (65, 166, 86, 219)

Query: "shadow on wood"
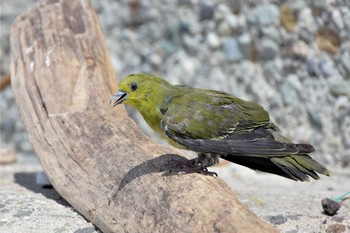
(116, 154, 188, 192)
(10, 0, 278, 232)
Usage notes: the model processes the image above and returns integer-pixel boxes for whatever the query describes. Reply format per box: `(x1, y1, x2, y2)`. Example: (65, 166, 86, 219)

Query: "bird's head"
(111, 73, 170, 109)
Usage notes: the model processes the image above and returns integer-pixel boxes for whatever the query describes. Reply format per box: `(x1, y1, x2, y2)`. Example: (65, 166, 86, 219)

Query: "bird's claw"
(170, 159, 218, 176)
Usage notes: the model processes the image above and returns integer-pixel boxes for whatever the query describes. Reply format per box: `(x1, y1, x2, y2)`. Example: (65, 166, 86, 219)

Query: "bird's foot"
(170, 159, 218, 176)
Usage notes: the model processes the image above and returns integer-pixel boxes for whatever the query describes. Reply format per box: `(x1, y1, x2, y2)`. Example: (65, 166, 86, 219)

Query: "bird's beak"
(110, 91, 128, 107)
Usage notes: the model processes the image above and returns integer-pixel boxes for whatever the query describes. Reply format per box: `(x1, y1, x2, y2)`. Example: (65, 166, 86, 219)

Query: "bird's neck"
(136, 84, 173, 135)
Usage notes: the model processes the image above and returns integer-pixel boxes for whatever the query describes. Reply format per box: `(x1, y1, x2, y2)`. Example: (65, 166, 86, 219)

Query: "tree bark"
(10, 0, 277, 232)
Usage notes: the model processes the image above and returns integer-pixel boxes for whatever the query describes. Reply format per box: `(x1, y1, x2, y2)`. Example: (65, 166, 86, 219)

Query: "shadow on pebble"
(14, 172, 70, 206)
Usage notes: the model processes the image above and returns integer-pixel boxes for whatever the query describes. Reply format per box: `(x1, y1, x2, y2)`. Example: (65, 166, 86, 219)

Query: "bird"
(111, 73, 331, 181)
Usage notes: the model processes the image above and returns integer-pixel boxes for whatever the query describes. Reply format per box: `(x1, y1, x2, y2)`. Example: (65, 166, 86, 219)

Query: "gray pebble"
(342, 7, 350, 29)
(266, 215, 288, 225)
(281, 75, 301, 106)
(298, 8, 317, 33)
(207, 32, 221, 49)
(199, 2, 215, 21)
(254, 3, 279, 26)
(307, 110, 323, 131)
(340, 51, 350, 75)
(223, 38, 244, 62)
(290, 0, 307, 13)
(258, 39, 279, 60)
(226, 14, 239, 31)
(183, 34, 199, 50)
(322, 198, 341, 216)
(330, 82, 350, 98)
(150, 53, 162, 67)
(160, 40, 179, 55)
(263, 60, 283, 83)
(319, 60, 334, 77)
(227, 0, 242, 14)
(261, 26, 280, 42)
(0, 115, 16, 141)
(307, 57, 322, 77)
(237, 33, 252, 59)
(332, 9, 344, 31)
(213, 4, 231, 23)
(217, 20, 233, 37)
(245, 9, 258, 26)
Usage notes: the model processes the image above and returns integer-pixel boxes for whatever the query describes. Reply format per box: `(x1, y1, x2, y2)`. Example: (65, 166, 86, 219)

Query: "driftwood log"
(10, 0, 277, 232)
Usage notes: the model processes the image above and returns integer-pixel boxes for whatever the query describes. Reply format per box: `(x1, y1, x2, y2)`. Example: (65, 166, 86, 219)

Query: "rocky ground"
(1, 0, 349, 232)
(1, 154, 349, 232)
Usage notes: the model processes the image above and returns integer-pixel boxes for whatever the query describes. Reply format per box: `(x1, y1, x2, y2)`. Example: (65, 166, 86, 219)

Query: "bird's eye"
(130, 82, 138, 91)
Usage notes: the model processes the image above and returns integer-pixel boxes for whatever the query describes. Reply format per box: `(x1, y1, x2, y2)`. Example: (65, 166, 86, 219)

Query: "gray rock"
(237, 33, 252, 58)
(321, 198, 341, 216)
(223, 38, 244, 61)
(341, 51, 350, 75)
(332, 9, 344, 31)
(330, 82, 350, 98)
(307, 110, 323, 131)
(161, 21, 190, 55)
(266, 215, 288, 225)
(261, 26, 280, 42)
(258, 39, 279, 60)
(199, 2, 215, 21)
(227, 0, 242, 14)
(245, 9, 258, 26)
(290, 0, 307, 13)
(149, 53, 162, 67)
(0, 116, 16, 142)
(286, 74, 302, 91)
(342, 7, 350, 29)
(319, 60, 334, 77)
(263, 60, 283, 83)
(213, 4, 231, 23)
(307, 57, 322, 77)
(164, 21, 188, 47)
(207, 32, 221, 49)
(226, 14, 239, 31)
(217, 20, 233, 37)
(160, 40, 178, 55)
(298, 28, 314, 44)
(268, 94, 283, 109)
(298, 8, 317, 33)
(281, 75, 301, 106)
(254, 3, 279, 26)
(335, 96, 349, 109)
(20, 140, 33, 153)
(182, 34, 199, 50)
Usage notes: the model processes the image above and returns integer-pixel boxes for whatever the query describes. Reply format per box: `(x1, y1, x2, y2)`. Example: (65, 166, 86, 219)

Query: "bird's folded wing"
(161, 90, 270, 139)
(161, 95, 314, 156)
(162, 125, 314, 156)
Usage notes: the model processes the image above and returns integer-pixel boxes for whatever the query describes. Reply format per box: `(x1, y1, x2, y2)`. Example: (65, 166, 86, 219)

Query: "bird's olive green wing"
(161, 89, 271, 140)
(161, 89, 314, 156)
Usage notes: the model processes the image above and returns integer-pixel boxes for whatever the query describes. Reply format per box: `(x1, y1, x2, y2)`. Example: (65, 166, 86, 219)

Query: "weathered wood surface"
(10, 0, 277, 232)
